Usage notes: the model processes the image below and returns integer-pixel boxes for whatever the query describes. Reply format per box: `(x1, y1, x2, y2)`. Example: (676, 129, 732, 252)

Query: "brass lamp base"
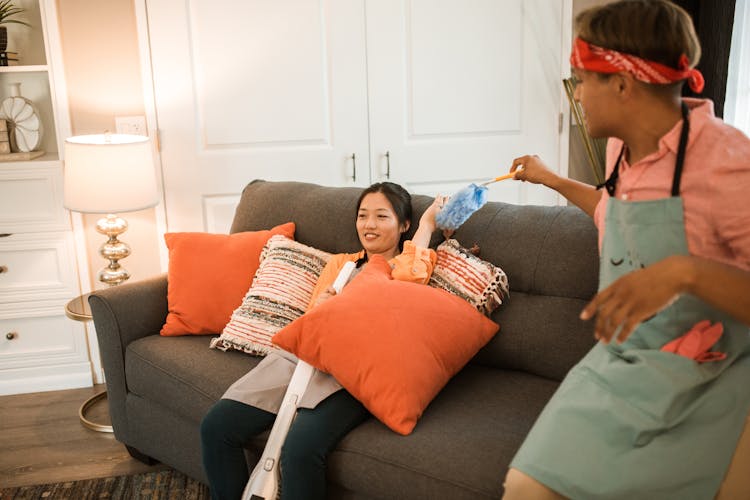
(96, 214, 132, 286)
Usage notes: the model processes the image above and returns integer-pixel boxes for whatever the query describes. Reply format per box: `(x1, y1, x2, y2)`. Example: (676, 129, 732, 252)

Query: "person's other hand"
(510, 155, 557, 187)
(580, 256, 685, 343)
(314, 286, 337, 307)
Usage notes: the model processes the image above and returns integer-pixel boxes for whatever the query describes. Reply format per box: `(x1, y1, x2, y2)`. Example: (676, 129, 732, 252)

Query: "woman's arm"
(511, 155, 602, 217)
(410, 196, 446, 248)
(389, 197, 445, 284)
(581, 255, 750, 343)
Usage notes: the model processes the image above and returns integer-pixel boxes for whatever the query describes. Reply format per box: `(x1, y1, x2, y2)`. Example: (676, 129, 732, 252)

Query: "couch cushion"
(429, 238, 509, 316)
(453, 202, 600, 381)
(126, 335, 261, 422)
(477, 292, 597, 381)
(328, 364, 559, 499)
(212, 235, 332, 355)
(160, 223, 295, 336)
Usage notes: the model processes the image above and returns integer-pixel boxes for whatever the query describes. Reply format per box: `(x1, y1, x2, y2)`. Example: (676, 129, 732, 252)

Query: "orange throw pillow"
(272, 254, 499, 435)
(160, 222, 295, 336)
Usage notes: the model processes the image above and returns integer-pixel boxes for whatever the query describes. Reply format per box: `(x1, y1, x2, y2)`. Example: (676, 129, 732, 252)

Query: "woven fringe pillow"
(428, 239, 509, 316)
(210, 235, 332, 355)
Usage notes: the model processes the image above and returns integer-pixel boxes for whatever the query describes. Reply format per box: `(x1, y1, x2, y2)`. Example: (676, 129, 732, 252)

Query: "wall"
(56, 0, 161, 290)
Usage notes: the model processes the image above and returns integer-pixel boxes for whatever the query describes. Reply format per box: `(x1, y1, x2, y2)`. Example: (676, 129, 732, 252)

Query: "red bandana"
(570, 37, 705, 93)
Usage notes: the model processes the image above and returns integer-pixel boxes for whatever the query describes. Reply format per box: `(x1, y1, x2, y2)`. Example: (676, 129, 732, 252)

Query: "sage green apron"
(511, 104, 750, 499)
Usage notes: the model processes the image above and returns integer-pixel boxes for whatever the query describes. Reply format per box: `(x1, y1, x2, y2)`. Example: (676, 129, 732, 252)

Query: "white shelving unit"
(0, 0, 93, 395)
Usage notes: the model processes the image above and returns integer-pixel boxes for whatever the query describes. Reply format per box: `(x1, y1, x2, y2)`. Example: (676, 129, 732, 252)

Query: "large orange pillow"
(160, 223, 295, 336)
(272, 254, 499, 435)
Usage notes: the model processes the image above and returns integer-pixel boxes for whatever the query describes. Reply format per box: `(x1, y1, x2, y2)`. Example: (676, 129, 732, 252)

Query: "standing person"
(502, 1, 750, 498)
(201, 182, 445, 500)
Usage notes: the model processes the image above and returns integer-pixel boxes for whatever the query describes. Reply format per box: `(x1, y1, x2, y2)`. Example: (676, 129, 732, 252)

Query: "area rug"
(0, 468, 209, 499)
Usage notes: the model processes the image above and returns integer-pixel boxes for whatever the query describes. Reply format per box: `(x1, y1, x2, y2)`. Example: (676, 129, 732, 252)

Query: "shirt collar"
(615, 98, 714, 170)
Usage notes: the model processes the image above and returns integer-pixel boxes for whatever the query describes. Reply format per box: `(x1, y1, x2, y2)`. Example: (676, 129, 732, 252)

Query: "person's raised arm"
(511, 155, 602, 218)
(410, 196, 446, 248)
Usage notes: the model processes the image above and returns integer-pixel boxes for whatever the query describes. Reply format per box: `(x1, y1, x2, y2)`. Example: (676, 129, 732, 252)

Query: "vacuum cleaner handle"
(240, 261, 357, 500)
(331, 261, 356, 293)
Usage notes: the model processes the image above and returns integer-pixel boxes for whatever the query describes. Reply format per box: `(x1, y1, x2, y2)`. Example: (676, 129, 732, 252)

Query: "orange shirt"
(593, 98, 750, 271)
(307, 240, 436, 310)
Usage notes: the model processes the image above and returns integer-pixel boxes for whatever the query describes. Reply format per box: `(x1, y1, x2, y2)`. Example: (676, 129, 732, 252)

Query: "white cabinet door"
(146, 0, 371, 232)
(366, 0, 566, 205)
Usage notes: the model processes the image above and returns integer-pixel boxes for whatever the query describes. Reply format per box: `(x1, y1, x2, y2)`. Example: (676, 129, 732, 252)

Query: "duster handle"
(480, 172, 517, 186)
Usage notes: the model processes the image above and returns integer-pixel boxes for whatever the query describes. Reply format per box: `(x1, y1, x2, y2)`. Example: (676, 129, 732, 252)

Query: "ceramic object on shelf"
(0, 82, 43, 152)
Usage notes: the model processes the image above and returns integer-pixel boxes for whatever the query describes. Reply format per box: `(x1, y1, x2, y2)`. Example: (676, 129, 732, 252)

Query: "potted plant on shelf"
(0, 1, 30, 55)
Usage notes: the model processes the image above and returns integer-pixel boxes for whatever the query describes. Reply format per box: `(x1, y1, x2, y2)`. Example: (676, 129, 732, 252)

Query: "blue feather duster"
(435, 183, 488, 231)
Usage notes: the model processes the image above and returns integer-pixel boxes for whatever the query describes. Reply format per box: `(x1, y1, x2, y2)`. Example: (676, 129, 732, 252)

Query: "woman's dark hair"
(576, 0, 701, 71)
(355, 182, 412, 261)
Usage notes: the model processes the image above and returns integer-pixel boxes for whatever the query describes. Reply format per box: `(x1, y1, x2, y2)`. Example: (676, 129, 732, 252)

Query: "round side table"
(65, 293, 113, 433)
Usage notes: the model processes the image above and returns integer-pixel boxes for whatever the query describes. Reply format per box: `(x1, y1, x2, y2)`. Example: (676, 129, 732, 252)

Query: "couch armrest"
(88, 273, 168, 439)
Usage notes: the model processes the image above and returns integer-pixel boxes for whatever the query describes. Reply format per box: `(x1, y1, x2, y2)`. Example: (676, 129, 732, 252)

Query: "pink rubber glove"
(660, 320, 726, 363)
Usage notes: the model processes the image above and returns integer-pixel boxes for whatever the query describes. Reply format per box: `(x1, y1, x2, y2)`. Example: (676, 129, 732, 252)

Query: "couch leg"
(126, 445, 159, 465)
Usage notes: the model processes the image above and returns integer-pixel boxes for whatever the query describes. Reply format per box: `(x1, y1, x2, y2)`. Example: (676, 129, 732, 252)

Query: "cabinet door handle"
(6, 331, 16, 340)
(350, 153, 356, 182)
(0, 265, 7, 274)
(384, 151, 391, 179)
(0, 233, 11, 238)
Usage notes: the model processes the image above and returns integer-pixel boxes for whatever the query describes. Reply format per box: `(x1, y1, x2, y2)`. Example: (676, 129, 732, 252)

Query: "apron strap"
(597, 101, 690, 198)
(597, 147, 624, 197)
(671, 101, 690, 197)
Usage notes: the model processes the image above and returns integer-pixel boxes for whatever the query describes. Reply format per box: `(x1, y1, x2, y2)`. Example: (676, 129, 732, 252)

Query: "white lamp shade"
(63, 134, 159, 214)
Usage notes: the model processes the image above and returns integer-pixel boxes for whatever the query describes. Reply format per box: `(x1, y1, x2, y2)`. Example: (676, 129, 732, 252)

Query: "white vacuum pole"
(241, 261, 356, 500)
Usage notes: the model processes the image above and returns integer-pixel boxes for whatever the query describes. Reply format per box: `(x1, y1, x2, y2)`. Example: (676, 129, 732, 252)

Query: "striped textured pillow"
(428, 239, 509, 316)
(210, 235, 331, 355)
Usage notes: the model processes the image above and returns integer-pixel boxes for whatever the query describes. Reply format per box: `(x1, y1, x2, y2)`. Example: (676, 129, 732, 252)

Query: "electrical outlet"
(115, 115, 148, 136)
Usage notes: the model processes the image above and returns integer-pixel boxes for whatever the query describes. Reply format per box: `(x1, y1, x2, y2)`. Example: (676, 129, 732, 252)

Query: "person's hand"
(580, 256, 687, 343)
(419, 195, 449, 234)
(510, 155, 558, 187)
(313, 286, 337, 307)
(411, 195, 449, 248)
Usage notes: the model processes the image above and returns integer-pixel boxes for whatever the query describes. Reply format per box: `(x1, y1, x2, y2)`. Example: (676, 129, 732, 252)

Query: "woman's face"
(573, 69, 617, 138)
(356, 192, 407, 260)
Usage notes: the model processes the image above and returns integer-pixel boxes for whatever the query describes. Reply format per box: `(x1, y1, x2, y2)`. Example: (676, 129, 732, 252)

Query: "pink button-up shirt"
(593, 98, 750, 271)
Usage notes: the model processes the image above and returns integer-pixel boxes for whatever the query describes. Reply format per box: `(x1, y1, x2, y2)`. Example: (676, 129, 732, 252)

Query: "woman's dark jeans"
(200, 390, 368, 500)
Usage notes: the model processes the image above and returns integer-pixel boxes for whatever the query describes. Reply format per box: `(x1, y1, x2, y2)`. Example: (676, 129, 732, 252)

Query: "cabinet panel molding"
(0, 314, 89, 369)
(0, 232, 78, 304)
(0, 163, 69, 233)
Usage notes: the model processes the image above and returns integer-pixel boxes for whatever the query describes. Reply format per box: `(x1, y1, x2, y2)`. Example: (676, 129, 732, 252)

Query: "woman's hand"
(421, 195, 448, 231)
(412, 195, 449, 248)
(511, 155, 559, 187)
(313, 286, 337, 308)
(580, 256, 687, 343)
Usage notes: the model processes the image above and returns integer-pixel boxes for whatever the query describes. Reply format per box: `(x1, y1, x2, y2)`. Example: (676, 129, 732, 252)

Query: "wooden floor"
(0, 384, 168, 488)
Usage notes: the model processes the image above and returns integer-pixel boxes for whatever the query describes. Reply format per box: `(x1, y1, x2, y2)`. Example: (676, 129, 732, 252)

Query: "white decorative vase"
(0, 82, 43, 152)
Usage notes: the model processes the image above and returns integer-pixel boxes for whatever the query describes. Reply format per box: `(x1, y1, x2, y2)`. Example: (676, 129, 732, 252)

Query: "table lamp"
(63, 133, 159, 286)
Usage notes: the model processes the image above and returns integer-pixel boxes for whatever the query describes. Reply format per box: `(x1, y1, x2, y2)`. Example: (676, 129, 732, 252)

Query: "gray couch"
(89, 179, 599, 499)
